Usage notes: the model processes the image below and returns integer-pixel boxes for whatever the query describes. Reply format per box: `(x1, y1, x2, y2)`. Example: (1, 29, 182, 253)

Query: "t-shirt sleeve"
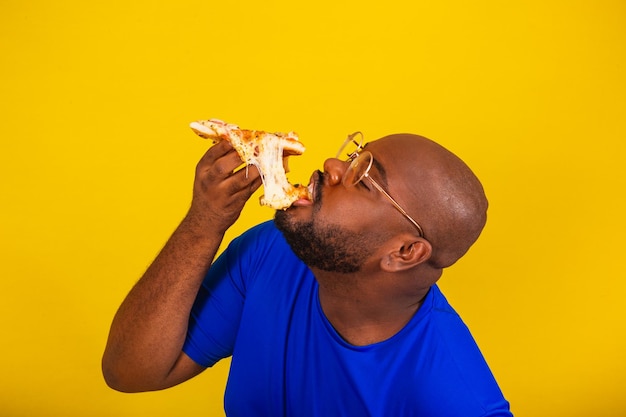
(182, 222, 273, 367)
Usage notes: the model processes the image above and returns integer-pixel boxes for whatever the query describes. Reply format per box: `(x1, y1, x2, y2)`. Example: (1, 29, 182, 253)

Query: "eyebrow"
(371, 158, 389, 186)
(363, 143, 389, 186)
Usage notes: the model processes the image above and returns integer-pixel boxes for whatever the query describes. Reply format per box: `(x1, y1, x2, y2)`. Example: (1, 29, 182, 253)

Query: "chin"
(274, 207, 301, 232)
(273, 209, 370, 274)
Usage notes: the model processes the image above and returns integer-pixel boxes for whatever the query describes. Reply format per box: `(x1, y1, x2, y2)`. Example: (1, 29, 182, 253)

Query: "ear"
(380, 239, 432, 272)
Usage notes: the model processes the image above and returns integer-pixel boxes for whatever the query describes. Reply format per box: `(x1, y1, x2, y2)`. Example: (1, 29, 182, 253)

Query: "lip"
(309, 170, 322, 203)
(290, 171, 319, 208)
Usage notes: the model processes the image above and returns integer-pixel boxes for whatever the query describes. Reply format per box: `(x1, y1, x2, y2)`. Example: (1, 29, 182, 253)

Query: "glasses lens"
(336, 132, 364, 160)
(343, 151, 373, 187)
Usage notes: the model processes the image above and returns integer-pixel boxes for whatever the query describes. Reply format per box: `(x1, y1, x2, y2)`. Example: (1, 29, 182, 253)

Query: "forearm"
(102, 213, 224, 392)
(102, 139, 261, 392)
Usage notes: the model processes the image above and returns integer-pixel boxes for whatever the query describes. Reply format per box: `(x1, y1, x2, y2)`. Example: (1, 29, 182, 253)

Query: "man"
(102, 131, 512, 416)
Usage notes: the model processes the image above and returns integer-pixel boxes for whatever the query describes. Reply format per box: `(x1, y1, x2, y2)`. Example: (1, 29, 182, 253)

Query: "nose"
(323, 157, 348, 186)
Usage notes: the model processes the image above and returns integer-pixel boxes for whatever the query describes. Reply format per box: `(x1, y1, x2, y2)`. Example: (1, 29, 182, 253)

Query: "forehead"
(365, 135, 428, 171)
(363, 138, 423, 196)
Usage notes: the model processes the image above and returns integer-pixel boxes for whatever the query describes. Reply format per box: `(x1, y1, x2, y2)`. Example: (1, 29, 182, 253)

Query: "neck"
(313, 269, 430, 346)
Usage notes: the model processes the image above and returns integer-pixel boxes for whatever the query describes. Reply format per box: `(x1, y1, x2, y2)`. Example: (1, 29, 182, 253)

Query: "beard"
(274, 178, 376, 273)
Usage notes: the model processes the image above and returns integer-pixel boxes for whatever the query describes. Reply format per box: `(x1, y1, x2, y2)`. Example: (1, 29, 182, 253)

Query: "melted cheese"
(190, 120, 310, 209)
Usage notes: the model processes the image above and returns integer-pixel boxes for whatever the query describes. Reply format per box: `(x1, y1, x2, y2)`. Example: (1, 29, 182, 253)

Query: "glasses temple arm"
(365, 176, 425, 238)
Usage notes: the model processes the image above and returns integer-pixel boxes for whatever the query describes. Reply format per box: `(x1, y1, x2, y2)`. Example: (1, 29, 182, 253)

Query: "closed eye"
(357, 177, 372, 191)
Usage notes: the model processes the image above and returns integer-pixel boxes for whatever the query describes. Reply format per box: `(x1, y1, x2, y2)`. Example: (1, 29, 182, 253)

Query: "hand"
(187, 140, 262, 234)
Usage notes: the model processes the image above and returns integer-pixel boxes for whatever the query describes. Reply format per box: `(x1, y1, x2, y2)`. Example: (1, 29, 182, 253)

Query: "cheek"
(317, 191, 387, 232)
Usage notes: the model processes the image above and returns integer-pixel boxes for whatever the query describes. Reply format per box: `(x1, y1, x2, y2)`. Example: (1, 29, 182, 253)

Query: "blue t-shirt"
(184, 221, 512, 417)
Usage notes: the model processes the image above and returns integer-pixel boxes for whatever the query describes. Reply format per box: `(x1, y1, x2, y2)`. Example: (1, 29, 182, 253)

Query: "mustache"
(314, 170, 325, 204)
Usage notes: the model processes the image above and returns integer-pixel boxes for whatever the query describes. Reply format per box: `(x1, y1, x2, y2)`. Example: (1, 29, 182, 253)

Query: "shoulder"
(226, 220, 289, 258)
(418, 285, 484, 359)
(220, 220, 306, 283)
(237, 219, 284, 242)
(414, 286, 511, 415)
(426, 286, 481, 349)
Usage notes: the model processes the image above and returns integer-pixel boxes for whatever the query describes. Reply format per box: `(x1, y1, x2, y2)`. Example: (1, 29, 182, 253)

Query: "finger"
(196, 139, 234, 168)
(226, 164, 261, 192)
(196, 147, 243, 182)
(234, 163, 261, 180)
(208, 138, 233, 157)
(211, 151, 250, 178)
(238, 172, 263, 195)
(228, 174, 263, 205)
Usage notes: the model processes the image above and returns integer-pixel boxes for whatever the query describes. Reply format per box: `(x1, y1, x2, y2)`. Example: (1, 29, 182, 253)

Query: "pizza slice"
(190, 118, 312, 210)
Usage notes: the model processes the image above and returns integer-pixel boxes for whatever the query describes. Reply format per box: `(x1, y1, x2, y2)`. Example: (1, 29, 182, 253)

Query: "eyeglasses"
(335, 132, 425, 238)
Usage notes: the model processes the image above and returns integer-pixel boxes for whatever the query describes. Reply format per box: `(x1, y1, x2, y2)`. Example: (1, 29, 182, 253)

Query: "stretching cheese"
(190, 119, 311, 210)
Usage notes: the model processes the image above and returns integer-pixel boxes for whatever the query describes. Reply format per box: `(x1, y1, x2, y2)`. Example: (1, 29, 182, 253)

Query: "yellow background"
(1, 0, 625, 416)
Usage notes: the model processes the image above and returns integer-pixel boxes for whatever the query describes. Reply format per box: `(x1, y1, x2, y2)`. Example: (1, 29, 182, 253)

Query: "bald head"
(369, 134, 488, 268)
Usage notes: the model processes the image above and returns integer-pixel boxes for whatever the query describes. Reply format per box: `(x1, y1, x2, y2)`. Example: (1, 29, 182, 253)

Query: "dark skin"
(284, 135, 487, 345)
(101, 133, 488, 392)
(102, 140, 262, 392)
